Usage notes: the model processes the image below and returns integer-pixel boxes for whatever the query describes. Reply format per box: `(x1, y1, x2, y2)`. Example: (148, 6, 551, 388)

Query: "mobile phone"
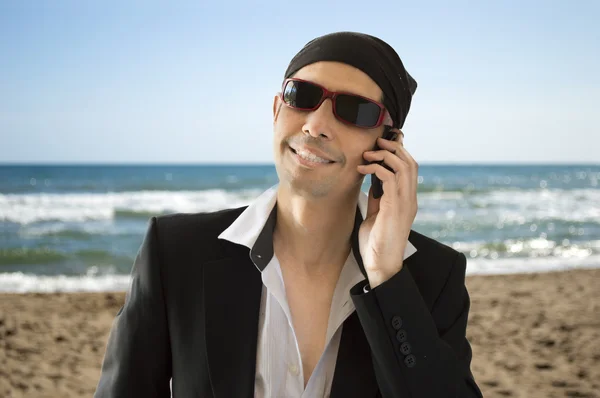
(370, 125, 398, 199)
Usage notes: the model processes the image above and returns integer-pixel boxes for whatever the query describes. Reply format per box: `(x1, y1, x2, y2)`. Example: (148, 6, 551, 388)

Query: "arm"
(94, 217, 172, 398)
(351, 252, 483, 398)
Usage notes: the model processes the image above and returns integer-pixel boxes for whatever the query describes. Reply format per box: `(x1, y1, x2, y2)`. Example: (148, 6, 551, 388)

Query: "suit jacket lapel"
(203, 251, 262, 398)
(201, 206, 417, 397)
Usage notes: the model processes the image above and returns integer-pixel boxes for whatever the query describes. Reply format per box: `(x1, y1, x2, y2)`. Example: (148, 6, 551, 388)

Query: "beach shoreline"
(1, 268, 599, 398)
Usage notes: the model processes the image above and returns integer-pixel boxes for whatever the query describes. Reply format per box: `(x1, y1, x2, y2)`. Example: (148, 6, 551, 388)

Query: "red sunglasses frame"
(279, 77, 393, 128)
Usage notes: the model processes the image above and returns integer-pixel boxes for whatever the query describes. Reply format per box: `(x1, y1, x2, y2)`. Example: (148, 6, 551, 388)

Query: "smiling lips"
(289, 145, 336, 164)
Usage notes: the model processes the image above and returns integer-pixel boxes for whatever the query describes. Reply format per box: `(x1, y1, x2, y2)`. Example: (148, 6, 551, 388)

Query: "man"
(95, 31, 483, 397)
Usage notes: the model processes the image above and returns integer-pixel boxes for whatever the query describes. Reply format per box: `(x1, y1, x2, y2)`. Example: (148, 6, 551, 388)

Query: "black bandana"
(284, 31, 417, 129)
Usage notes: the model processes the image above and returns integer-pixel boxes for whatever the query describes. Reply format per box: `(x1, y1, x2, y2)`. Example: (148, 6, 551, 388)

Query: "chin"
(290, 181, 336, 199)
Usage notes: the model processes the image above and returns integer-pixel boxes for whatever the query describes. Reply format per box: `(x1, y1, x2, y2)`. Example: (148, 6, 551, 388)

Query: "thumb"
(366, 185, 381, 219)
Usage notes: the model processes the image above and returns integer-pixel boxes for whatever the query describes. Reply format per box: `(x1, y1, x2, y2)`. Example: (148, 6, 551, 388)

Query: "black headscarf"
(284, 31, 417, 129)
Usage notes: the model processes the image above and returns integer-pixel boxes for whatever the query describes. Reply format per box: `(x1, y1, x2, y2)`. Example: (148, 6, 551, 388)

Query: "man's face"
(272, 61, 385, 199)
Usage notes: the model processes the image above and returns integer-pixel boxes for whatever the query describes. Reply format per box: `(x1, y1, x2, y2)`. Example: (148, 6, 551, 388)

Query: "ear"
(273, 94, 283, 123)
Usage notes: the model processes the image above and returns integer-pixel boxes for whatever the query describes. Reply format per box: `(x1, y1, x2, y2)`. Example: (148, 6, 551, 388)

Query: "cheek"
(275, 110, 304, 139)
(278, 106, 305, 125)
(352, 151, 369, 167)
(348, 140, 377, 166)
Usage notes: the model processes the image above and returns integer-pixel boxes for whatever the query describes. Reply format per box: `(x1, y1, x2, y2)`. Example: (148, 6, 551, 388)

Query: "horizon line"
(1, 161, 599, 167)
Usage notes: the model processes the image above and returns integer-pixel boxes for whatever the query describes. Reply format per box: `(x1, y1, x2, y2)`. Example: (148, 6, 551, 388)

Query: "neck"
(273, 183, 360, 279)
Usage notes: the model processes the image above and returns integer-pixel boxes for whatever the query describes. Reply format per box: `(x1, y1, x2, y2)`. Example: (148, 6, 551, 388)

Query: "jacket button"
(391, 316, 403, 330)
(399, 342, 412, 355)
(404, 354, 416, 368)
(396, 329, 407, 343)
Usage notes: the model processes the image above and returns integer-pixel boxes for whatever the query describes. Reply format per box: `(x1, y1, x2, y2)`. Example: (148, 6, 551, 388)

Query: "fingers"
(357, 161, 395, 182)
(377, 132, 418, 171)
(362, 149, 405, 172)
(362, 132, 408, 172)
(357, 129, 418, 190)
(357, 158, 404, 203)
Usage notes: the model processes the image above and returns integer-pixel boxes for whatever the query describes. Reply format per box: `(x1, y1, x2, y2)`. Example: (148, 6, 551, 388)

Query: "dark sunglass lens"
(283, 80, 323, 109)
(336, 95, 381, 127)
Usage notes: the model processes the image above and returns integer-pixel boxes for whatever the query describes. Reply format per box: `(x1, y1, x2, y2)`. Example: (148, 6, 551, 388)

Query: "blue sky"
(1, 0, 598, 164)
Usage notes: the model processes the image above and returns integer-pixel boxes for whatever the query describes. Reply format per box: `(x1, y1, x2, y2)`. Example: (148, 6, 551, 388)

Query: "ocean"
(1, 164, 599, 292)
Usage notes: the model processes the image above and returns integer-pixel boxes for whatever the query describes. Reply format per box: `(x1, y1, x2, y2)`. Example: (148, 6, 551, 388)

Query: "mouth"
(288, 145, 336, 165)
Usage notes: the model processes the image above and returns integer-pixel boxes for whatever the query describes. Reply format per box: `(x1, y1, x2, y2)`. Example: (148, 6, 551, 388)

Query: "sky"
(0, 0, 598, 164)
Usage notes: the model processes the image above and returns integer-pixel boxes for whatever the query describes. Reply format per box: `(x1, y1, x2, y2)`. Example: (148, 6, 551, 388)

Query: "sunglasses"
(280, 78, 393, 129)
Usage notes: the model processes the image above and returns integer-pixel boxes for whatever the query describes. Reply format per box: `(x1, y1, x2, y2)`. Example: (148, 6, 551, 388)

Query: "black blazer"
(94, 206, 483, 397)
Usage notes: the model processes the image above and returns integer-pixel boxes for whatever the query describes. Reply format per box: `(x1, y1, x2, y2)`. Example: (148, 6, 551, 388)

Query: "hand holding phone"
(370, 125, 399, 199)
(357, 125, 418, 288)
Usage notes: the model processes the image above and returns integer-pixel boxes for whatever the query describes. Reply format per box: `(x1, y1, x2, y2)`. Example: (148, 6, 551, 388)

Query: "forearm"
(351, 254, 482, 397)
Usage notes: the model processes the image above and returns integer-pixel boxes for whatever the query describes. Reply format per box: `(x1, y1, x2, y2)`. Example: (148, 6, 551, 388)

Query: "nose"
(302, 98, 337, 140)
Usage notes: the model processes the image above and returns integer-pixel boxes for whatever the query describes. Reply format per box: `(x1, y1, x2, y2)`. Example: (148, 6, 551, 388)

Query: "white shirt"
(218, 184, 417, 397)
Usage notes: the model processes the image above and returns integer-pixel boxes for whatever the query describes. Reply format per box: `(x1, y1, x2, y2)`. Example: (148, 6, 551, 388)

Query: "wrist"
(367, 265, 403, 289)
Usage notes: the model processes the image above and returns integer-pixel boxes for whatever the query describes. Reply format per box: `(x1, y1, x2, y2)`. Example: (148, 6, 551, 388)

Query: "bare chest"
(282, 271, 337, 387)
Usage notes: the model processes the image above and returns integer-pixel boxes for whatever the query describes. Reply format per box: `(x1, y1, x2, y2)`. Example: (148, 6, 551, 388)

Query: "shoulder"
(408, 229, 462, 263)
(405, 229, 467, 309)
(149, 206, 249, 261)
(154, 206, 247, 239)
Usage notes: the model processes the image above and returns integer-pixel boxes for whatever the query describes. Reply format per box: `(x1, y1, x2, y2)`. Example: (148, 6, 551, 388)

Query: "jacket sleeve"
(350, 252, 483, 398)
(94, 217, 172, 398)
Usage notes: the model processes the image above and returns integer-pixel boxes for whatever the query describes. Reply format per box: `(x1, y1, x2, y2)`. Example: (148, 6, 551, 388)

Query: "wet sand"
(1, 268, 599, 397)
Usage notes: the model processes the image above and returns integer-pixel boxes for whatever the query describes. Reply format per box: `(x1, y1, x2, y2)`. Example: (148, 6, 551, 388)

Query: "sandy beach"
(1, 268, 599, 398)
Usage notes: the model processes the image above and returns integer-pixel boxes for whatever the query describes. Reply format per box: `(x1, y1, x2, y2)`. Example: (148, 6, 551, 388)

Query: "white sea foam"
(0, 189, 262, 224)
(465, 254, 600, 275)
(3, 187, 598, 226)
(0, 272, 132, 293)
(17, 221, 118, 238)
(2, 253, 599, 293)
(416, 188, 600, 224)
(467, 188, 600, 223)
(449, 239, 600, 258)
